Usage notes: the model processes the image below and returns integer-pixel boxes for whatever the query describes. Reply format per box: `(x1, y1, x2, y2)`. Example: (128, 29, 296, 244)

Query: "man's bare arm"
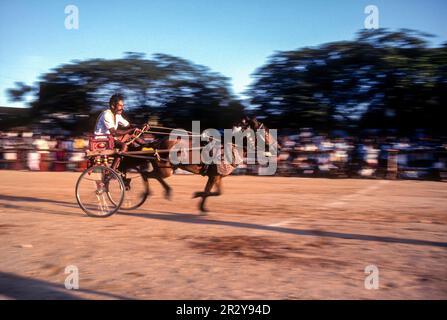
(109, 127, 134, 137)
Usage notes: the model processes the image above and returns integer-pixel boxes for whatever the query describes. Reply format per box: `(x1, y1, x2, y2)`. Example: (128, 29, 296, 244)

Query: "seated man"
(94, 93, 146, 168)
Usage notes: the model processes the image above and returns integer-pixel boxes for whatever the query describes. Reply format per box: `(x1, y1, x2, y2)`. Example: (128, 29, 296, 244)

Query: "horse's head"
(232, 116, 278, 156)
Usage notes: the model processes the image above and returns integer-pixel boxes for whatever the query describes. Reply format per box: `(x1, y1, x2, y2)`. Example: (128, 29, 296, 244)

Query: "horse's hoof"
(199, 202, 209, 214)
(164, 190, 172, 200)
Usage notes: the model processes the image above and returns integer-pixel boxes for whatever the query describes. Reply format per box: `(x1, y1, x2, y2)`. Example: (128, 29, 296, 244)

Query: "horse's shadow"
(0, 194, 79, 209)
(0, 194, 85, 217)
(120, 211, 447, 249)
(1, 193, 446, 249)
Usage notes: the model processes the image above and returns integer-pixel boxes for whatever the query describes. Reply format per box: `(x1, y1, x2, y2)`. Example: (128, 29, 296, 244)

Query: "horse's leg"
(193, 175, 223, 197)
(140, 168, 152, 196)
(193, 175, 222, 213)
(143, 169, 172, 200)
(213, 175, 223, 196)
(157, 176, 172, 200)
(197, 176, 215, 213)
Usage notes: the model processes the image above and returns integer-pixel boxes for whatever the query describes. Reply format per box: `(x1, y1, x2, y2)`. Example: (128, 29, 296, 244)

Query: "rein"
(125, 123, 150, 146)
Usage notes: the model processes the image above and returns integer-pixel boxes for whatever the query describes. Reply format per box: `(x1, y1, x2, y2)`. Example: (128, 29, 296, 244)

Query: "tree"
(7, 53, 243, 133)
(248, 29, 447, 135)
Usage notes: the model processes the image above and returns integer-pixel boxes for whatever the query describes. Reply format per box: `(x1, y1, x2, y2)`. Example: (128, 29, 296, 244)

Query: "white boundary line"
(268, 180, 390, 227)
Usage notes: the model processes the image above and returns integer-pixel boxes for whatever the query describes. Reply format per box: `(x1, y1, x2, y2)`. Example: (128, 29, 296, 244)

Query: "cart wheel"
(109, 169, 149, 210)
(75, 165, 124, 217)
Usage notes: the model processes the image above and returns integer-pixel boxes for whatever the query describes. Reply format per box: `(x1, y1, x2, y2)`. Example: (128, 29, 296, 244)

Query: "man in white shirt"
(94, 93, 146, 153)
(94, 107, 130, 135)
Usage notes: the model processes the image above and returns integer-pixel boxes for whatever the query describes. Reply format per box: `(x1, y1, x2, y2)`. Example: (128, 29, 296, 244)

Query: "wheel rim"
(108, 169, 149, 210)
(76, 166, 125, 217)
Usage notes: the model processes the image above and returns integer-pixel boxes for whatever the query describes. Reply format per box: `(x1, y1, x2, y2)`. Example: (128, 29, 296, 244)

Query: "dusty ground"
(0, 170, 446, 299)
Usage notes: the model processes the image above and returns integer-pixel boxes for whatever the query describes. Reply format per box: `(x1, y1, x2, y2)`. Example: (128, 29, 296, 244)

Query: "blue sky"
(0, 0, 446, 107)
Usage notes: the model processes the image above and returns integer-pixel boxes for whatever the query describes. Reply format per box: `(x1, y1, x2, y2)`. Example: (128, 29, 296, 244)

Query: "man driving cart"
(94, 93, 148, 168)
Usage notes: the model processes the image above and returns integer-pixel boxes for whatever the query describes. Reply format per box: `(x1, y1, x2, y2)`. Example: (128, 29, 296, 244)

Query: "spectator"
(32, 135, 50, 171)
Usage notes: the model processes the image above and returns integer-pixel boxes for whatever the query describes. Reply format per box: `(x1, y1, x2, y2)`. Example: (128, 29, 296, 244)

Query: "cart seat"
(89, 135, 115, 152)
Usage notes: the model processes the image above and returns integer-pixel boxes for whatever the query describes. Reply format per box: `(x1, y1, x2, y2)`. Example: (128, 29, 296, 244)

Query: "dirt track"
(0, 171, 446, 299)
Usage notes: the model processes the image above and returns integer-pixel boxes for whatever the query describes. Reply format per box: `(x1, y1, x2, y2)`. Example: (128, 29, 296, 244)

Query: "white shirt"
(94, 109, 130, 135)
(32, 138, 50, 154)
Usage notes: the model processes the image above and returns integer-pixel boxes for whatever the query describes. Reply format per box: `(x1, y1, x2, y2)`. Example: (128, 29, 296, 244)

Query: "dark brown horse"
(120, 117, 277, 213)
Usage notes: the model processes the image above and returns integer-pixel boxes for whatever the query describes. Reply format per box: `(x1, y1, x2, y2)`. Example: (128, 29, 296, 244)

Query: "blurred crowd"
(1, 129, 446, 181)
(267, 129, 447, 180)
(0, 131, 89, 172)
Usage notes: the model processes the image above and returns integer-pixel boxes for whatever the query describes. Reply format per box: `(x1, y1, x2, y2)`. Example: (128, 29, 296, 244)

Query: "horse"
(119, 117, 277, 213)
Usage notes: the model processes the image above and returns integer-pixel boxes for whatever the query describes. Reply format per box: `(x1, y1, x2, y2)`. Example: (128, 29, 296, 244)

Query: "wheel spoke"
(117, 172, 149, 210)
(76, 166, 125, 217)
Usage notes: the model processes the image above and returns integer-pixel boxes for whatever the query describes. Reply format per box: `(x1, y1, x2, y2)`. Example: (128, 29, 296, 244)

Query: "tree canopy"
(248, 29, 447, 134)
(6, 29, 447, 136)
(7, 52, 244, 133)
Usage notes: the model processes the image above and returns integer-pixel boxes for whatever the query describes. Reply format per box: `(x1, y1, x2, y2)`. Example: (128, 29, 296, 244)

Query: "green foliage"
(248, 29, 447, 134)
(7, 53, 242, 133)
(6, 29, 447, 135)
